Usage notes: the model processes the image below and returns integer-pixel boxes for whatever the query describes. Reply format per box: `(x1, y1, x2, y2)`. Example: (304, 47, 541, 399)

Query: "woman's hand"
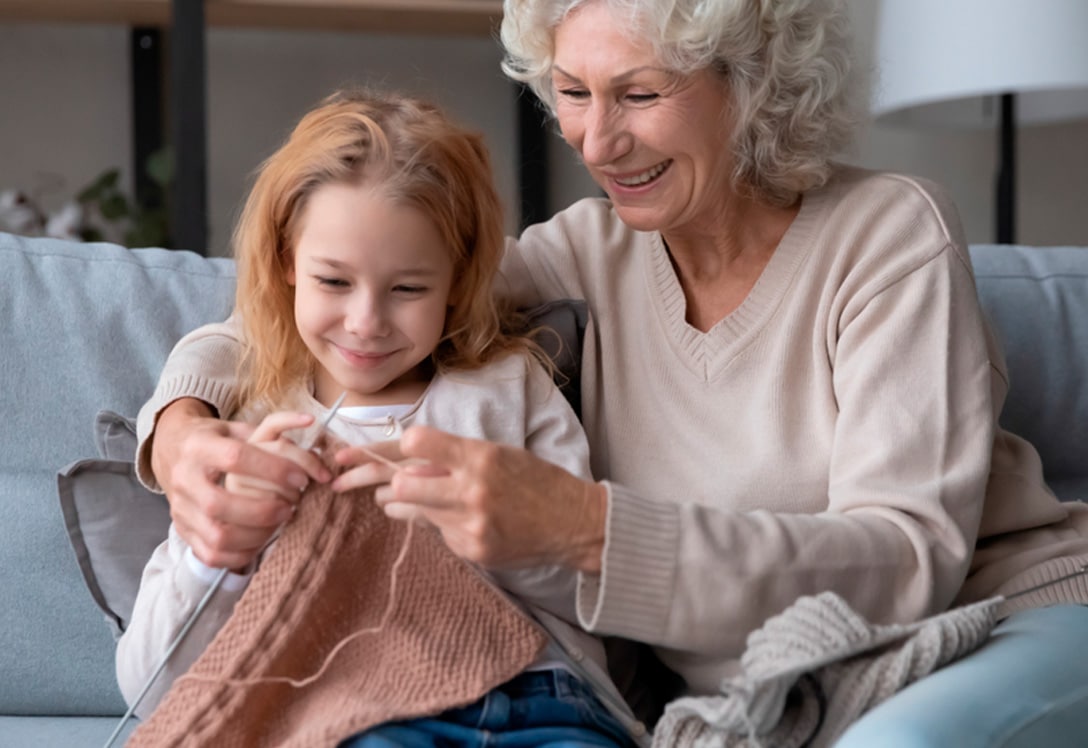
(338, 425, 608, 574)
(151, 399, 331, 570)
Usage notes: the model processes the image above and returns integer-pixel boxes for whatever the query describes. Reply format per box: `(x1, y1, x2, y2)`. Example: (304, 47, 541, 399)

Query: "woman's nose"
(580, 102, 629, 166)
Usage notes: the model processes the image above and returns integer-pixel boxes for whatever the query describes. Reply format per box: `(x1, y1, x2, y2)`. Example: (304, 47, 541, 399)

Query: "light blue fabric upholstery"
(968, 245, 1088, 501)
(0, 230, 1084, 744)
(0, 232, 235, 739)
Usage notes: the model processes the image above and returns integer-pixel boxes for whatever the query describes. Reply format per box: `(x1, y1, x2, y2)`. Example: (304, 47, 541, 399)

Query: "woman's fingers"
(376, 426, 607, 572)
(171, 481, 291, 569)
(154, 405, 332, 569)
(379, 496, 427, 523)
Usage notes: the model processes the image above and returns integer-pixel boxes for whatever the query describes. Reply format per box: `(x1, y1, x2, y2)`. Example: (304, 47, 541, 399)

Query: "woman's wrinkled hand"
(151, 399, 331, 571)
(349, 425, 608, 574)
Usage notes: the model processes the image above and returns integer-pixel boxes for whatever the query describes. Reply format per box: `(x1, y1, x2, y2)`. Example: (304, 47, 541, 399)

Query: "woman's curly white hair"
(500, 0, 860, 206)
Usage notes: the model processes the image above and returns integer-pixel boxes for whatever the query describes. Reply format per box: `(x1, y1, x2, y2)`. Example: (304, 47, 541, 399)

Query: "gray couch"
(1, 230, 1086, 745)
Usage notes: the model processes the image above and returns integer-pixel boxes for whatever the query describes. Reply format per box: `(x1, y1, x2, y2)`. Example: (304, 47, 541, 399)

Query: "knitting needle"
(102, 392, 348, 748)
(1001, 563, 1088, 602)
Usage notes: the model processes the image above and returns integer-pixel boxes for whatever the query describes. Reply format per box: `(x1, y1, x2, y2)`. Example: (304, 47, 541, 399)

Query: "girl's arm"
(118, 409, 333, 714)
(115, 524, 250, 718)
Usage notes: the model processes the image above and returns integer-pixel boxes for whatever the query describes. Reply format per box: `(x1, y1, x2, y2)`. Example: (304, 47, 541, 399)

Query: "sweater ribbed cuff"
(577, 481, 681, 642)
(134, 375, 239, 492)
(994, 554, 1088, 618)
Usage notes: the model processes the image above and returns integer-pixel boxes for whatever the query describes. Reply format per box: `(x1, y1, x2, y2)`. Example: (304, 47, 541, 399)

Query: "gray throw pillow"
(56, 411, 170, 639)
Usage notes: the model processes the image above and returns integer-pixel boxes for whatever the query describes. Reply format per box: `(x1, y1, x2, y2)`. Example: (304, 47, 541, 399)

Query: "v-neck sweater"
(498, 165, 1088, 694)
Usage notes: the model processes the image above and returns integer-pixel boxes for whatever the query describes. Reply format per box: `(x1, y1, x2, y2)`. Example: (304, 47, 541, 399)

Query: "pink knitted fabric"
(128, 483, 547, 747)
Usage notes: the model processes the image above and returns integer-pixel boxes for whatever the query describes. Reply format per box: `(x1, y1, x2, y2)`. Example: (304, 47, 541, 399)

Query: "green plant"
(77, 146, 173, 247)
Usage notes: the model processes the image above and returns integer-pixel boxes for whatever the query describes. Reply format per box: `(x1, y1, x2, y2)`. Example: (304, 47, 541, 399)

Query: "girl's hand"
(223, 411, 331, 497)
(369, 425, 608, 573)
(329, 440, 406, 492)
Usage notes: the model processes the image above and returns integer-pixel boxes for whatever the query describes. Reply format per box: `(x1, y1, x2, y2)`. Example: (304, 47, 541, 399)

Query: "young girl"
(117, 89, 642, 747)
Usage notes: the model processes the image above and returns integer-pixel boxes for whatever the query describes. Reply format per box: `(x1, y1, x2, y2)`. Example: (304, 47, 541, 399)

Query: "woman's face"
(552, 1, 735, 235)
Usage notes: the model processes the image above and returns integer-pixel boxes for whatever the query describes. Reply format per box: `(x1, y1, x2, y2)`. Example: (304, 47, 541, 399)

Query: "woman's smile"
(610, 159, 673, 189)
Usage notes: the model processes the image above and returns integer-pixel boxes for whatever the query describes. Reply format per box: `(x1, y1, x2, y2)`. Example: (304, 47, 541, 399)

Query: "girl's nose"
(344, 294, 389, 338)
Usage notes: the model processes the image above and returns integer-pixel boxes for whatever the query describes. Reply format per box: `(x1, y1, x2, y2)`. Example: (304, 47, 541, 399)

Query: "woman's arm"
(136, 318, 331, 568)
(135, 317, 247, 490)
(576, 242, 997, 661)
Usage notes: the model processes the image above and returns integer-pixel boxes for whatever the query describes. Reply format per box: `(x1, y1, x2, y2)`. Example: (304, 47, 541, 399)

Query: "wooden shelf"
(0, 0, 544, 253)
(0, 0, 503, 36)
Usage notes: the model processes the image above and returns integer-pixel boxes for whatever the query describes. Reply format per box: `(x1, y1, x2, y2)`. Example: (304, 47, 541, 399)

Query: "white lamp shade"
(873, 0, 1088, 128)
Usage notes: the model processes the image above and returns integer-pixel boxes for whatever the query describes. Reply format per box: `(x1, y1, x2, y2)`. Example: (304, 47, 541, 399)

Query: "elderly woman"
(140, 0, 1088, 745)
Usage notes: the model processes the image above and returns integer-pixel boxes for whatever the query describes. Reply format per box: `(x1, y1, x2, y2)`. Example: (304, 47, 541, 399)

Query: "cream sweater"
(136, 166, 1088, 702)
(499, 166, 1088, 694)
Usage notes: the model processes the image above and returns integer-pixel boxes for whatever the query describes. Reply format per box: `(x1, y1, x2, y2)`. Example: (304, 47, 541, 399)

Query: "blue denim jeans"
(835, 604, 1088, 747)
(338, 669, 636, 747)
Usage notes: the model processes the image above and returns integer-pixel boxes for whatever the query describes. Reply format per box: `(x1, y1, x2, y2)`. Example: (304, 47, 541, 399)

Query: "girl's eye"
(316, 276, 349, 288)
(393, 284, 427, 295)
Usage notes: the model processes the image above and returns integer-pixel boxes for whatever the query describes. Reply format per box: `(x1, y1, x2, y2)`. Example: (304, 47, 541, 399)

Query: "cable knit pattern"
(128, 482, 547, 747)
(652, 592, 998, 748)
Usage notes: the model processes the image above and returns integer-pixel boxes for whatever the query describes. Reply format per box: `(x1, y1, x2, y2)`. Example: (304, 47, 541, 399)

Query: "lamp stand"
(996, 92, 1016, 244)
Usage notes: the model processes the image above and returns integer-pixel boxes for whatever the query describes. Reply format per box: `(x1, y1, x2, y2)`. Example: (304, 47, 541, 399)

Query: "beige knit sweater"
(136, 166, 1088, 704)
(650, 591, 1001, 748)
(127, 481, 547, 747)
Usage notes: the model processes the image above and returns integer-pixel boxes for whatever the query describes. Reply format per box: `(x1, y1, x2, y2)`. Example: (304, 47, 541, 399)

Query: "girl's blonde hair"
(233, 88, 535, 410)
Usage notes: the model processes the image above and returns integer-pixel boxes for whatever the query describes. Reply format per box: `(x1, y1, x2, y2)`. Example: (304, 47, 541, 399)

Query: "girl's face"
(288, 181, 454, 407)
(551, 1, 735, 236)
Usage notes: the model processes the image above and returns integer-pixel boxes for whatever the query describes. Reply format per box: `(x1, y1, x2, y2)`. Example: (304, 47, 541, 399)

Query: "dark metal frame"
(169, 0, 208, 253)
(996, 93, 1016, 245)
(131, 3, 546, 253)
(516, 83, 550, 230)
(130, 27, 165, 216)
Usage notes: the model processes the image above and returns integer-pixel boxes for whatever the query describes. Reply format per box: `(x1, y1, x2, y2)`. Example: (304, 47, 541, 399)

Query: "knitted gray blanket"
(652, 592, 1000, 748)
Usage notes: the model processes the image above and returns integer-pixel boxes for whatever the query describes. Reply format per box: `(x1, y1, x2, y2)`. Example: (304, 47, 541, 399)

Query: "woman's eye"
(557, 88, 589, 100)
(316, 276, 349, 288)
(625, 93, 659, 103)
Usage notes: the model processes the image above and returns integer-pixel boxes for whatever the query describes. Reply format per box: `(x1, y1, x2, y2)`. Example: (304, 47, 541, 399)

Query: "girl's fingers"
(244, 411, 332, 485)
(248, 411, 315, 442)
(333, 440, 405, 467)
(332, 461, 397, 491)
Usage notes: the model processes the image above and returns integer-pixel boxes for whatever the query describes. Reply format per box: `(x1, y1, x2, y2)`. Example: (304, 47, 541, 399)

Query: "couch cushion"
(0, 232, 235, 715)
(969, 244, 1088, 500)
(0, 715, 136, 747)
(57, 411, 170, 639)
